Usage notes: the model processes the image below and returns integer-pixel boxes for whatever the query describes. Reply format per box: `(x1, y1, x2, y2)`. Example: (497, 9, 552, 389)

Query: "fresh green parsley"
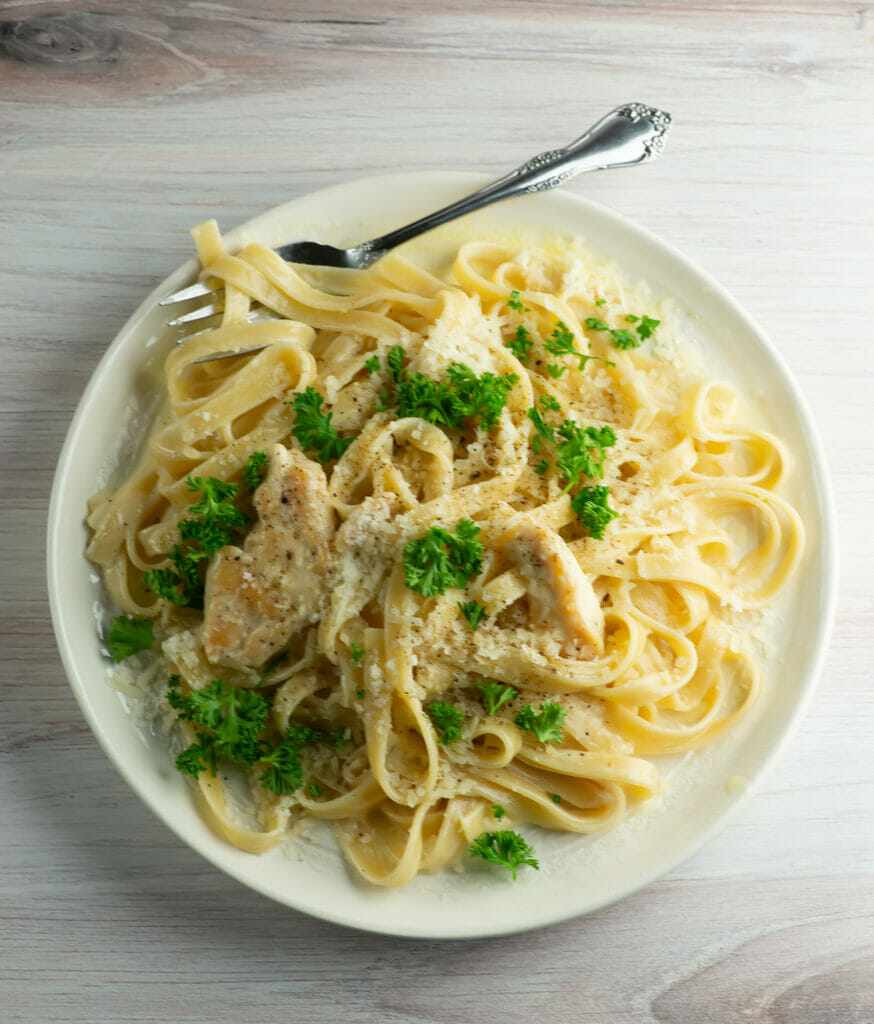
(554, 420, 617, 491)
(584, 313, 660, 348)
(379, 347, 518, 433)
(330, 726, 351, 749)
(544, 320, 614, 372)
(106, 616, 153, 662)
(257, 736, 305, 796)
(475, 680, 518, 716)
(290, 387, 354, 463)
(364, 354, 381, 373)
(242, 450, 269, 492)
(144, 476, 246, 608)
(594, 298, 607, 307)
(492, 804, 506, 820)
(167, 676, 269, 769)
(571, 484, 620, 539)
(458, 600, 487, 631)
(546, 363, 566, 379)
(403, 519, 484, 597)
(469, 830, 539, 879)
(506, 289, 528, 312)
(636, 314, 661, 339)
(306, 782, 323, 799)
(427, 702, 464, 745)
(505, 324, 533, 362)
(534, 459, 549, 475)
(551, 792, 563, 804)
(166, 675, 324, 797)
(526, 407, 556, 454)
(514, 702, 567, 744)
(539, 394, 561, 412)
(355, 688, 366, 701)
(350, 642, 366, 665)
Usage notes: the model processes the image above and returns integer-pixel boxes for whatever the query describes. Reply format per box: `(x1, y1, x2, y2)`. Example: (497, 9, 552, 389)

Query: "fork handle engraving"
(356, 103, 671, 264)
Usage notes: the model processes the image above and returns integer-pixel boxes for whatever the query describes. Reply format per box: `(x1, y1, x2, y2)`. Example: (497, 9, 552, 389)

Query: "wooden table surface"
(2, 2, 872, 1021)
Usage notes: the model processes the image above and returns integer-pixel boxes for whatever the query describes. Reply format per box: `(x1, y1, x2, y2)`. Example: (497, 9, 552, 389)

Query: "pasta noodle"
(86, 220, 803, 886)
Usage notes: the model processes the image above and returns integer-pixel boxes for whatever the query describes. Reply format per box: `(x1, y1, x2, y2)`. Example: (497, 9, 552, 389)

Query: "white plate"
(47, 172, 837, 938)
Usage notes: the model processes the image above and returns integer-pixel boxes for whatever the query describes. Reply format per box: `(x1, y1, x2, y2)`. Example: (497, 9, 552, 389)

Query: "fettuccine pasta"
(86, 221, 803, 885)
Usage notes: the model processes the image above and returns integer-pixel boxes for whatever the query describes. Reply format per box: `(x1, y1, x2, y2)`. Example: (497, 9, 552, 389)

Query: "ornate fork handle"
(336, 103, 671, 267)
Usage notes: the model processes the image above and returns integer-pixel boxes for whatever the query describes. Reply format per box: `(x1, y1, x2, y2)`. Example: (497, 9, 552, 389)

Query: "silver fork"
(163, 102, 671, 357)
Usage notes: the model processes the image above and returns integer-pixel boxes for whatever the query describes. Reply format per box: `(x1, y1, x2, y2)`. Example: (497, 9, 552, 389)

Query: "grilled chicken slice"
(202, 443, 335, 668)
(504, 523, 605, 657)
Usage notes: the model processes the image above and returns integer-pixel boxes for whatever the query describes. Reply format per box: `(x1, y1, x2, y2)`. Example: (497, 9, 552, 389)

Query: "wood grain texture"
(1, 1, 872, 1021)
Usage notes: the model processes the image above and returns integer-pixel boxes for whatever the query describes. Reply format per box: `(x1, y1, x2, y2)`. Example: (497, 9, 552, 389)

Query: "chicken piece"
(202, 444, 335, 668)
(503, 523, 605, 657)
(324, 495, 400, 629)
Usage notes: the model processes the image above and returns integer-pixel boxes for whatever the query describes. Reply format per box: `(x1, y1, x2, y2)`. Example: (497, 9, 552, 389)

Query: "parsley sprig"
(242, 450, 269, 492)
(403, 519, 484, 597)
(505, 324, 533, 362)
(571, 484, 620, 540)
(555, 421, 617, 491)
(584, 313, 660, 349)
(376, 348, 518, 432)
(458, 600, 487, 631)
(167, 675, 327, 796)
(515, 702, 567, 744)
(290, 387, 354, 463)
(144, 476, 247, 608)
(475, 681, 518, 716)
(469, 830, 539, 879)
(427, 702, 464, 745)
(106, 616, 153, 662)
(544, 320, 614, 372)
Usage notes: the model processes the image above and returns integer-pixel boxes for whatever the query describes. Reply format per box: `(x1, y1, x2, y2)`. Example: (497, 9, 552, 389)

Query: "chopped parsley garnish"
(403, 518, 484, 597)
(290, 387, 354, 463)
(539, 394, 561, 412)
(242, 450, 269, 492)
(506, 289, 528, 312)
(257, 736, 305, 796)
(378, 347, 518, 432)
(469, 830, 539, 879)
(166, 675, 324, 797)
(534, 459, 549, 475)
(595, 298, 606, 306)
(585, 313, 660, 348)
(427, 702, 464, 745)
(168, 676, 269, 768)
(144, 476, 246, 608)
(350, 642, 366, 665)
(458, 600, 487, 631)
(364, 354, 381, 373)
(492, 804, 506, 820)
(306, 782, 323, 799)
(608, 328, 638, 350)
(355, 688, 366, 700)
(637, 314, 661, 339)
(514, 702, 567, 744)
(526, 407, 556, 454)
(554, 420, 617, 491)
(330, 726, 351, 749)
(544, 320, 614, 372)
(475, 680, 518, 716)
(551, 792, 563, 804)
(505, 324, 533, 362)
(571, 484, 620, 539)
(546, 363, 566, 379)
(106, 615, 153, 662)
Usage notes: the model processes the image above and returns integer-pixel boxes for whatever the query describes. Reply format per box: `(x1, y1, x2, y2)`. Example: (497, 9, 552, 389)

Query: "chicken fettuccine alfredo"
(87, 220, 803, 886)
